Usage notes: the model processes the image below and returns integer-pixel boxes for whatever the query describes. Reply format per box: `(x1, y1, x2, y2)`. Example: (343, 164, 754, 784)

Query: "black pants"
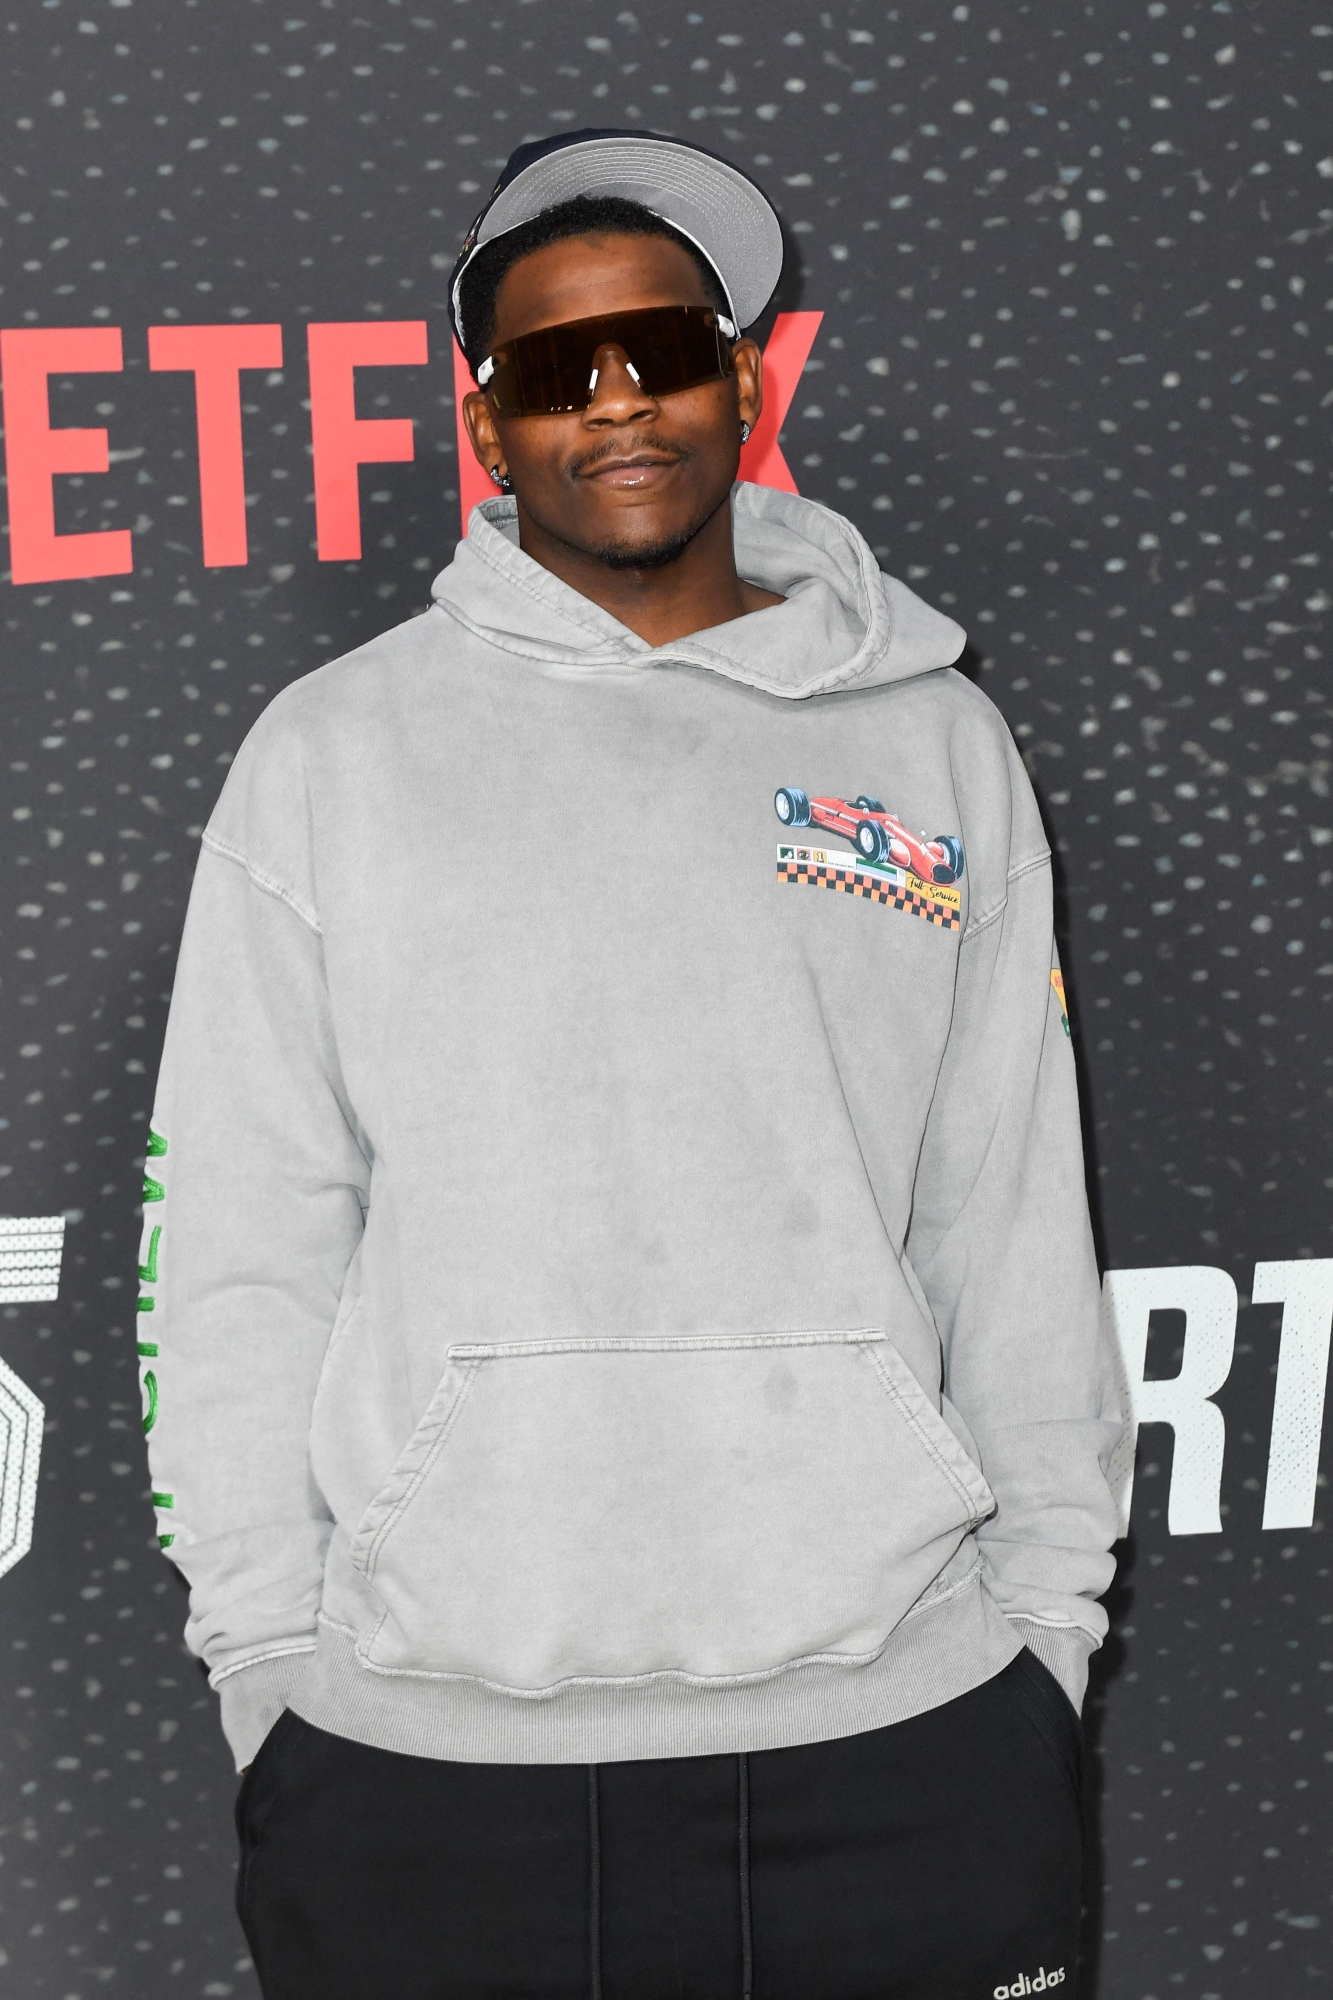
(237, 1650, 1082, 2000)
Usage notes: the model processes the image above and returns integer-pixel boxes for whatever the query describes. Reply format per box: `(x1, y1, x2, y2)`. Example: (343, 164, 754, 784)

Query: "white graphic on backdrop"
(1104, 1266, 1238, 1536)
(0, 1358, 44, 1579)
(1103, 1262, 1333, 1538)
(1, 1214, 66, 1303)
(0, 1216, 63, 1578)
(1252, 1262, 1333, 1532)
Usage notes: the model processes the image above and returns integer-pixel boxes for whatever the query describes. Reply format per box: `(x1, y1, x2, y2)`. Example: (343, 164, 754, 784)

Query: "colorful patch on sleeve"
(1050, 967, 1071, 1036)
(774, 787, 964, 931)
(137, 1124, 175, 1540)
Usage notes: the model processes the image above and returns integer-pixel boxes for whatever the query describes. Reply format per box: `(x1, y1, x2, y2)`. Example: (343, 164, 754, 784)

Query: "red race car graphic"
(774, 788, 965, 885)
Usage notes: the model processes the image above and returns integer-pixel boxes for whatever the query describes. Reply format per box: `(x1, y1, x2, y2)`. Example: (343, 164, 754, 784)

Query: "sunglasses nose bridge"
(584, 341, 656, 416)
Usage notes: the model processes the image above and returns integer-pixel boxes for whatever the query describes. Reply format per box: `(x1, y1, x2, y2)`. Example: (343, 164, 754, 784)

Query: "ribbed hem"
(1008, 1618, 1096, 1716)
(217, 1648, 316, 1772)
(288, 1562, 1023, 1765)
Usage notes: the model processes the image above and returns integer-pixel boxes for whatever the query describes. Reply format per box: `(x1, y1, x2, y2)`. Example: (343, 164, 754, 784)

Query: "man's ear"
(732, 338, 764, 437)
(462, 389, 506, 481)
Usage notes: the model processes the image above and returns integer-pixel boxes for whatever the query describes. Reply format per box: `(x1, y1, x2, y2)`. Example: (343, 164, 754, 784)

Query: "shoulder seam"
(961, 899, 1006, 943)
(1007, 848, 1051, 886)
(200, 830, 323, 937)
(960, 849, 1051, 940)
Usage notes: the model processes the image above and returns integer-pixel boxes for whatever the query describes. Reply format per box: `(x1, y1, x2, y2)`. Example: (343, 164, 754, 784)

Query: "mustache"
(568, 433, 690, 477)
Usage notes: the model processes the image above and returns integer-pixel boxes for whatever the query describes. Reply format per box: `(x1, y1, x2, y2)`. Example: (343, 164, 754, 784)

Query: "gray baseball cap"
(449, 127, 784, 356)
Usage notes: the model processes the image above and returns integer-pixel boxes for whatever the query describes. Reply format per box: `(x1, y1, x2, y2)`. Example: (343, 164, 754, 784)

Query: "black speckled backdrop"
(1, 3, 1329, 1995)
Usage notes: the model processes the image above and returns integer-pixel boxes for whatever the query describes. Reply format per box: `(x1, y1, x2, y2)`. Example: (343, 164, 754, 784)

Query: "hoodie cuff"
(216, 1649, 315, 1773)
(1009, 1619, 1096, 1717)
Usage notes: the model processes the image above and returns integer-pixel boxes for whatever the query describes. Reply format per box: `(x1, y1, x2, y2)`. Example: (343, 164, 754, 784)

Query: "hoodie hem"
(287, 1561, 1023, 1764)
(1009, 1616, 1096, 1717)
(218, 1647, 316, 1774)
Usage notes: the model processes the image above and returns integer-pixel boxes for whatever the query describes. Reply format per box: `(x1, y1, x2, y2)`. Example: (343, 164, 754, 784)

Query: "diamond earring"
(489, 465, 513, 493)
(739, 421, 752, 445)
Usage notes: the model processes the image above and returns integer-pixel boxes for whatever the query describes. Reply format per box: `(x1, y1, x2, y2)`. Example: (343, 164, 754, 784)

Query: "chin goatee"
(591, 525, 701, 572)
(587, 482, 733, 573)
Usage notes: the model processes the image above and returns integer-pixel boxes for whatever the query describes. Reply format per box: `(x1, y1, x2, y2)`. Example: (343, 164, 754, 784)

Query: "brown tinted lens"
(485, 305, 732, 418)
(623, 307, 734, 398)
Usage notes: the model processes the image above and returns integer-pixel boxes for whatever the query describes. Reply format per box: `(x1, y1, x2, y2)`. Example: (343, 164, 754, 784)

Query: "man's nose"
(582, 343, 658, 423)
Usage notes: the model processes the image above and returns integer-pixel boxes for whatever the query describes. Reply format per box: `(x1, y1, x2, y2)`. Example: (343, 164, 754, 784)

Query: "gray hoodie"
(142, 484, 1121, 1774)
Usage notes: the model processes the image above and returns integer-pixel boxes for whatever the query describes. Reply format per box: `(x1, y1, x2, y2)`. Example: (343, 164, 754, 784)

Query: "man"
(143, 130, 1119, 1999)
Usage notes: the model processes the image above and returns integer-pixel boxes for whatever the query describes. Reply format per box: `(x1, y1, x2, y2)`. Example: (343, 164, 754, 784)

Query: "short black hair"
(456, 194, 731, 370)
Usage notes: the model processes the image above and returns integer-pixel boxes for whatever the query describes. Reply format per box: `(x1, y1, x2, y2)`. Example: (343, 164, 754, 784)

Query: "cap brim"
(454, 134, 783, 344)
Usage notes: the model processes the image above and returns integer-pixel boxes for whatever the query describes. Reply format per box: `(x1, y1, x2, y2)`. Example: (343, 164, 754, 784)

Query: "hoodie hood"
(430, 481, 966, 702)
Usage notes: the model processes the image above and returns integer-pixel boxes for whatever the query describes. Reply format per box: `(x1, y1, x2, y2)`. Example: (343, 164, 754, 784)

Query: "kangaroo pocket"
(348, 1329, 996, 1689)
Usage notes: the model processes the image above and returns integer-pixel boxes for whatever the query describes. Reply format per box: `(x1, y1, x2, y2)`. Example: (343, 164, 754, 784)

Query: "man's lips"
(576, 451, 682, 488)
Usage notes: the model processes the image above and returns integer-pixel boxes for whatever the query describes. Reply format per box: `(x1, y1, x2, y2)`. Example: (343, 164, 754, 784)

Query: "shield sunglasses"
(475, 303, 739, 419)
